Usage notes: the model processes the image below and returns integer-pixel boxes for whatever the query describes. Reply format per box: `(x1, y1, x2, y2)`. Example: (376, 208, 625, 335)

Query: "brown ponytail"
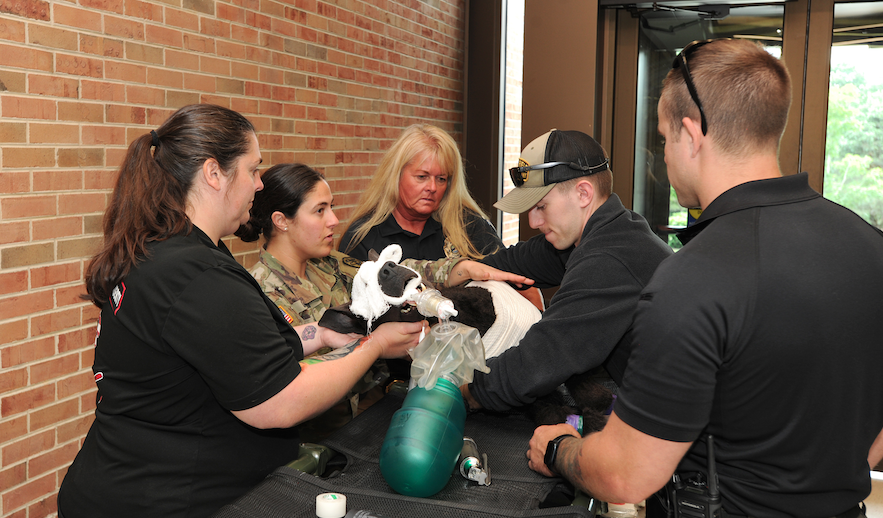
(84, 104, 255, 306)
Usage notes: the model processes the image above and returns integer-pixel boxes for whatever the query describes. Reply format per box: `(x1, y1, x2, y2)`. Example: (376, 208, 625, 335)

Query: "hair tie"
(150, 130, 160, 148)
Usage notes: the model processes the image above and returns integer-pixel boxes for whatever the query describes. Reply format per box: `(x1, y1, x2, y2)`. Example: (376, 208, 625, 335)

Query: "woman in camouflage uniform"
(237, 164, 481, 440)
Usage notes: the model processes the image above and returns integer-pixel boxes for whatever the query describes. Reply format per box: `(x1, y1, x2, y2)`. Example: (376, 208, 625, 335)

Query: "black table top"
(214, 391, 595, 518)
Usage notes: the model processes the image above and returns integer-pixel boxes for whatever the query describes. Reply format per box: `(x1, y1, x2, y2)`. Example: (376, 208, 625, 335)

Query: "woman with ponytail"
(58, 105, 423, 518)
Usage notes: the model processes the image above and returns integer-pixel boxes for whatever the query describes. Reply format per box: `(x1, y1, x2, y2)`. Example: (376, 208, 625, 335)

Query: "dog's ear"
(368, 249, 380, 261)
(318, 304, 369, 335)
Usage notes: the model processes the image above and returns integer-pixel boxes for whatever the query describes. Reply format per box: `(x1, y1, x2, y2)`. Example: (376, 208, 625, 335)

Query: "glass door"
(630, 4, 786, 248)
(824, 2, 883, 231)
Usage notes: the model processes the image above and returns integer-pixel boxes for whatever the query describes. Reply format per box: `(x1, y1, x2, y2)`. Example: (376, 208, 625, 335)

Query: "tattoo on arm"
(558, 436, 584, 484)
(302, 325, 317, 340)
(300, 337, 364, 364)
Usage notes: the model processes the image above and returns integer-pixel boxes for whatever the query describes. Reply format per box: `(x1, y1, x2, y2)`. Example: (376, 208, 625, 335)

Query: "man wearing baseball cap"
(460, 129, 672, 414)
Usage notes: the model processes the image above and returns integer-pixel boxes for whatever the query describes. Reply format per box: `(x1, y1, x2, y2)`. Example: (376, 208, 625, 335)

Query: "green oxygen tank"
(379, 377, 466, 497)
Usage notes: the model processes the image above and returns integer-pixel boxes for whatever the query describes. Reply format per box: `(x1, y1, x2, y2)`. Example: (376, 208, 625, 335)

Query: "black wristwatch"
(544, 434, 574, 473)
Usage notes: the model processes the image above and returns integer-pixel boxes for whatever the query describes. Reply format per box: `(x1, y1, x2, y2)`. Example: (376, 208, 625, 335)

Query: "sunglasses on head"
(671, 39, 716, 136)
(508, 159, 610, 188)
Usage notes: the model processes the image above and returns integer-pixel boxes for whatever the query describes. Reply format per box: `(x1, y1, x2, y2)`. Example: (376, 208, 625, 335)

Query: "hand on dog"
(447, 260, 535, 288)
(367, 320, 424, 359)
(527, 423, 580, 477)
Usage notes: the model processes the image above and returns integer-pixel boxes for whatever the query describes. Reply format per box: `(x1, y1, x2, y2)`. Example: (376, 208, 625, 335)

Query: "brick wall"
(0, 0, 468, 516)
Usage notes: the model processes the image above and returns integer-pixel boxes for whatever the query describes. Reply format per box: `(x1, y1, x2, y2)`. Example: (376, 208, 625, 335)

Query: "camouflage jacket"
(249, 248, 464, 327)
(249, 249, 361, 326)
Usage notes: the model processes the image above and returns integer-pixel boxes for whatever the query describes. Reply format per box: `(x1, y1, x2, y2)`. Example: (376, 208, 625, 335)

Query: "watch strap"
(544, 434, 574, 473)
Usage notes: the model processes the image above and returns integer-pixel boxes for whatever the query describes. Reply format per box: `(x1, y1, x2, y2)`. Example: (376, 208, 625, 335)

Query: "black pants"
(646, 493, 866, 518)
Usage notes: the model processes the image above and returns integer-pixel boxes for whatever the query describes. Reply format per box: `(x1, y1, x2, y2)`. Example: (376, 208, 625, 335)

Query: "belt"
(833, 503, 866, 518)
(722, 503, 865, 518)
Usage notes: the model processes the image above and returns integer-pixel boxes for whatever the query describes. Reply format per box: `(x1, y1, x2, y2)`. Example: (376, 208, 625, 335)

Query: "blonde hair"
(341, 124, 493, 259)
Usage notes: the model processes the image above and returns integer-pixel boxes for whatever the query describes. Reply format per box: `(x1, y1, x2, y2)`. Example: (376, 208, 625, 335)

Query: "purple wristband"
(565, 414, 583, 435)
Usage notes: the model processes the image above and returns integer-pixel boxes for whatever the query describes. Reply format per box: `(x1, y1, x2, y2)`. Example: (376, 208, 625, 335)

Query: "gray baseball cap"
(495, 129, 610, 214)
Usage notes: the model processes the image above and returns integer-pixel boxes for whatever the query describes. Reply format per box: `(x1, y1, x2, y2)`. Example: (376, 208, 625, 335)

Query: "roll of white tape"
(315, 492, 346, 518)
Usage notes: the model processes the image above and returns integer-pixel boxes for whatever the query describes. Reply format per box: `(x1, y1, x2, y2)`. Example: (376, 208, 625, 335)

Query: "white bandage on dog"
(349, 244, 423, 332)
(466, 280, 542, 359)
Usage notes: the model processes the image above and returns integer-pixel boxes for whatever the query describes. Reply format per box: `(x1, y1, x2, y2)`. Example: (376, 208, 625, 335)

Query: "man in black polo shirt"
(527, 39, 883, 517)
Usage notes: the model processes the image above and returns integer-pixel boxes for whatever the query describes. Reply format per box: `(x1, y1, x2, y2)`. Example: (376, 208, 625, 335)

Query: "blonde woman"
(339, 124, 503, 261)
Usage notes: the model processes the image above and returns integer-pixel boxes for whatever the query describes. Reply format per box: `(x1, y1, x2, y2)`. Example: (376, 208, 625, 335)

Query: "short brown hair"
(661, 39, 791, 157)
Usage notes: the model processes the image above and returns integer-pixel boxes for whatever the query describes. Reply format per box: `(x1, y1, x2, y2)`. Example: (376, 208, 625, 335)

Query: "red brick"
(218, 2, 245, 23)
(106, 104, 146, 124)
(80, 0, 123, 15)
(57, 370, 95, 399)
(0, 269, 28, 296)
(146, 24, 183, 48)
(31, 262, 81, 289)
(56, 414, 94, 444)
(0, 462, 27, 496)
(0, 16, 25, 42)
(28, 493, 58, 518)
(2, 147, 56, 168)
(166, 7, 199, 31)
(103, 59, 147, 83)
(2, 472, 56, 511)
(1, 95, 56, 119)
(32, 307, 81, 336)
(55, 53, 103, 78)
(28, 74, 79, 98)
(80, 80, 126, 102)
(1, 195, 56, 219)
(32, 170, 82, 192)
(82, 125, 126, 146)
(231, 24, 259, 45)
(29, 123, 79, 144)
(57, 100, 105, 122)
(0, 415, 28, 444)
(0, 122, 27, 144)
(183, 72, 215, 93)
(184, 33, 215, 53)
(58, 327, 95, 354)
(0, 0, 50, 21)
(57, 236, 102, 260)
(164, 49, 200, 71)
(146, 67, 182, 89)
(1, 243, 55, 269)
(0, 290, 53, 321)
(84, 169, 118, 189)
(57, 148, 104, 168)
(125, 0, 162, 20)
(53, 3, 102, 32)
(32, 216, 83, 241)
(126, 84, 165, 105)
(0, 366, 28, 393)
(0, 319, 28, 345)
(104, 148, 126, 169)
(29, 24, 78, 51)
(0, 384, 55, 417)
(0, 221, 29, 246)
(31, 395, 80, 430)
(28, 442, 79, 477)
(79, 34, 124, 58)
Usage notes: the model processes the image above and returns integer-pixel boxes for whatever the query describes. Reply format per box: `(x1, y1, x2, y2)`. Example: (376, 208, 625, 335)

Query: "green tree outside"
(824, 51, 883, 230)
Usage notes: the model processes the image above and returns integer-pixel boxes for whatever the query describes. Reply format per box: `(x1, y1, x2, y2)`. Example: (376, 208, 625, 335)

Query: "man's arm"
(869, 427, 883, 469)
(528, 413, 691, 503)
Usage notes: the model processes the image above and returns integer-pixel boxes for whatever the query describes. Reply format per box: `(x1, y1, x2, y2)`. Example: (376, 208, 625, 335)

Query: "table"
(214, 390, 598, 518)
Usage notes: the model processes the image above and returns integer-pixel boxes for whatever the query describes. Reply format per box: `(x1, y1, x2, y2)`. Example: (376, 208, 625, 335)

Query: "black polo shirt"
(59, 228, 303, 518)
(339, 211, 503, 261)
(617, 173, 883, 516)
